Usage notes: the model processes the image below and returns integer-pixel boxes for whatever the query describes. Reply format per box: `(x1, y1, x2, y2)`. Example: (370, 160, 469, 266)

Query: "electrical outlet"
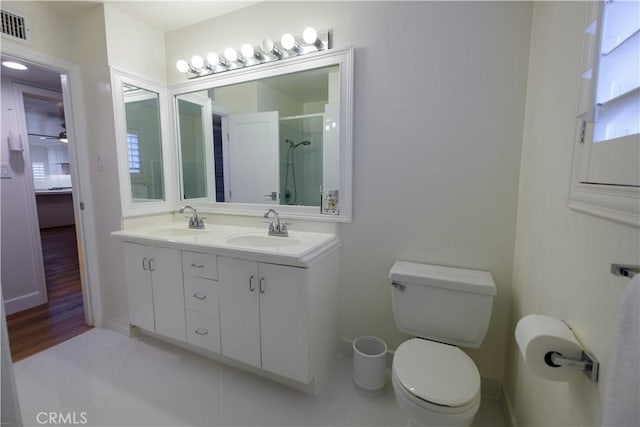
(1, 164, 11, 179)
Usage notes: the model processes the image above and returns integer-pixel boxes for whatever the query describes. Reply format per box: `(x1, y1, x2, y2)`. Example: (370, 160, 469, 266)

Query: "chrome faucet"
(179, 205, 205, 229)
(263, 208, 288, 237)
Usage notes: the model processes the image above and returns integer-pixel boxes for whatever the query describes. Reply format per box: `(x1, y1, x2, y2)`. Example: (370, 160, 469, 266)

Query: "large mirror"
(112, 70, 174, 216)
(172, 46, 353, 220)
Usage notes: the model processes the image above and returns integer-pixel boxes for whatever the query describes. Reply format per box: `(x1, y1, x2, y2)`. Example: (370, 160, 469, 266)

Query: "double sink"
(156, 227, 303, 248)
(112, 221, 340, 266)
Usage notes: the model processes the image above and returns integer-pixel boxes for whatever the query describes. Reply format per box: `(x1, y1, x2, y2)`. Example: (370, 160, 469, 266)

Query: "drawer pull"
(194, 329, 208, 336)
(191, 263, 205, 268)
(192, 293, 207, 300)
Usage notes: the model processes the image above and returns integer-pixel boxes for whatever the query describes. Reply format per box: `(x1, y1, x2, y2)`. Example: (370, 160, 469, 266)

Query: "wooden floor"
(6, 225, 92, 361)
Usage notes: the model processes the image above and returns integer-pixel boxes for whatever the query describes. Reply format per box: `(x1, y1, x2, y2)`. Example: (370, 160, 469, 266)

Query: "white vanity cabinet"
(115, 226, 341, 393)
(123, 242, 186, 341)
(219, 257, 310, 383)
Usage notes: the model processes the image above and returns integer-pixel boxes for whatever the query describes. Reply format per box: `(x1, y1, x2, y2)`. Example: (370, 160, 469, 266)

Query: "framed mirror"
(171, 46, 353, 221)
(112, 70, 175, 216)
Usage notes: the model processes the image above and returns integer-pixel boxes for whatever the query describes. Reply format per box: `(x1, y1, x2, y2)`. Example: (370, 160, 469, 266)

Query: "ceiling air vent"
(1, 9, 30, 44)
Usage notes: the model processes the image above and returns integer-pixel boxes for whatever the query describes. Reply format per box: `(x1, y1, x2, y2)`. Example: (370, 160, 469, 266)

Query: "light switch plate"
(1, 164, 11, 179)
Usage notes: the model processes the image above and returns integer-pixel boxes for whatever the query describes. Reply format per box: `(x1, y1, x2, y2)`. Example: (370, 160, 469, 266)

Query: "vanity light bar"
(176, 28, 330, 79)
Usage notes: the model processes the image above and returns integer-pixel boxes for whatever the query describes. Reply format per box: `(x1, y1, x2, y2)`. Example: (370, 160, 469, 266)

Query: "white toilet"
(388, 261, 496, 427)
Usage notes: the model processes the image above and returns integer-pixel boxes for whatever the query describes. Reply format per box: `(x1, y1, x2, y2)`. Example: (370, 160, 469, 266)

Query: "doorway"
(1, 57, 91, 361)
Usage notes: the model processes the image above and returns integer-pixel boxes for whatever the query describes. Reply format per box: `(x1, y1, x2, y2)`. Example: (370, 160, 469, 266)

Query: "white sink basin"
(226, 234, 303, 248)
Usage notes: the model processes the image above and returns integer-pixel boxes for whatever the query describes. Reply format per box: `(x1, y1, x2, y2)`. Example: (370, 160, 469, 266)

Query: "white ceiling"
(43, 1, 260, 32)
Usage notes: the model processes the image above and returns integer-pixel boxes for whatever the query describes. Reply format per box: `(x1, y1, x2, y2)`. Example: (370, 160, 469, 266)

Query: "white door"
(123, 243, 155, 332)
(219, 257, 261, 368)
(226, 111, 279, 203)
(149, 247, 185, 341)
(259, 263, 310, 382)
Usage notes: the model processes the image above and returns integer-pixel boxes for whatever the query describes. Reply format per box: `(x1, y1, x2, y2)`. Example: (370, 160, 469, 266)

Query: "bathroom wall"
(505, 2, 640, 425)
(103, 4, 167, 85)
(165, 1, 532, 381)
(71, 4, 126, 332)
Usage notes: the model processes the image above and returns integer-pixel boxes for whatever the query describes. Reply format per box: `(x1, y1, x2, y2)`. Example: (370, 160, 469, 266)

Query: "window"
(593, 1, 639, 144)
(127, 131, 140, 174)
(570, 0, 640, 227)
(32, 162, 46, 181)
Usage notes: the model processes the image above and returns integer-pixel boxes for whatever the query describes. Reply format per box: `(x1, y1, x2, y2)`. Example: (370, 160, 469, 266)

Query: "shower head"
(292, 140, 311, 148)
(285, 139, 311, 148)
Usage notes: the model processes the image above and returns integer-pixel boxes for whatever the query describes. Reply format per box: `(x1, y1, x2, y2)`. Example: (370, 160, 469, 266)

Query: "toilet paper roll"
(515, 314, 583, 382)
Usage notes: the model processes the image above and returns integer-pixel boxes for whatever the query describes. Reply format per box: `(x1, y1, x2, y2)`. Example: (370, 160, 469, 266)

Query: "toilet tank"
(389, 261, 496, 348)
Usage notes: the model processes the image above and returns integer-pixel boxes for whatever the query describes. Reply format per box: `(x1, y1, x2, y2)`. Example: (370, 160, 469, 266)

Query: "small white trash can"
(352, 336, 388, 396)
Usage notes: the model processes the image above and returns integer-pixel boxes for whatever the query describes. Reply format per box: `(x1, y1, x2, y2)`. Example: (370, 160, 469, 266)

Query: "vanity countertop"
(111, 221, 340, 267)
(35, 188, 73, 195)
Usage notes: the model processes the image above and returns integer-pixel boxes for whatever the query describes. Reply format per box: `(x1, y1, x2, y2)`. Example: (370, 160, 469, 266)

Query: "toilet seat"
(392, 338, 480, 408)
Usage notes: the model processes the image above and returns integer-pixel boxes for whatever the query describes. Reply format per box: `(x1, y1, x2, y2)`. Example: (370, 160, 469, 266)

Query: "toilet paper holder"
(544, 350, 599, 382)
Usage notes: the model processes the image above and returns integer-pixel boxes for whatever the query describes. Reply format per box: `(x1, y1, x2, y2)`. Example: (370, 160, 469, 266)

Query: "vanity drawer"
(184, 276, 219, 314)
(182, 251, 217, 280)
(186, 310, 220, 354)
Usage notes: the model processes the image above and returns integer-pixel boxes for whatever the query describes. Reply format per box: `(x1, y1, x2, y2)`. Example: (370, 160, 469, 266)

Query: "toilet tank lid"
(389, 261, 496, 296)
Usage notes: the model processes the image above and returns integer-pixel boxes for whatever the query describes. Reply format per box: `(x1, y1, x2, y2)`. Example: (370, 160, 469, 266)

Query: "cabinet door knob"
(193, 293, 207, 300)
(259, 277, 265, 294)
(194, 329, 208, 336)
(149, 258, 156, 272)
(249, 275, 255, 292)
(142, 257, 148, 271)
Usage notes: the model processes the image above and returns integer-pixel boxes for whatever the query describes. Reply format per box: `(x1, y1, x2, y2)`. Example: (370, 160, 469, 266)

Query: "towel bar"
(611, 264, 640, 278)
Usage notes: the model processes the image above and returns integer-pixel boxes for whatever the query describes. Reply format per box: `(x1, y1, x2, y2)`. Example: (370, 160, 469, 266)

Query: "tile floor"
(13, 329, 506, 426)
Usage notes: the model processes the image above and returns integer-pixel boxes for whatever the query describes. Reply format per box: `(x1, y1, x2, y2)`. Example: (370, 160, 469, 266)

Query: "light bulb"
(224, 47, 238, 62)
(190, 55, 204, 69)
(241, 43, 255, 58)
(281, 33, 297, 50)
(206, 52, 220, 65)
(176, 59, 190, 73)
(261, 38, 282, 58)
(303, 27, 318, 44)
(261, 38, 274, 53)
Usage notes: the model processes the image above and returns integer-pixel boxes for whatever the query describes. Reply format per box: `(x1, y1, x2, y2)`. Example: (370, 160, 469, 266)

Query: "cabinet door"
(259, 263, 309, 382)
(149, 247, 186, 341)
(123, 243, 155, 332)
(219, 257, 260, 368)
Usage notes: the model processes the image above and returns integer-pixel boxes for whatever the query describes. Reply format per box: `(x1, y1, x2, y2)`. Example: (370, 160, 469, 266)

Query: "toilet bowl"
(388, 261, 496, 427)
(391, 338, 481, 427)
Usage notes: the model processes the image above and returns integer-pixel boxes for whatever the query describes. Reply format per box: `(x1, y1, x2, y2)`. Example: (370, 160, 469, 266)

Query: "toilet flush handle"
(391, 282, 406, 292)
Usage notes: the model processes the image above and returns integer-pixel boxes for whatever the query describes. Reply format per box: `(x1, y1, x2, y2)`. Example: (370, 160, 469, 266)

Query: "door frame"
(2, 42, 102, 326)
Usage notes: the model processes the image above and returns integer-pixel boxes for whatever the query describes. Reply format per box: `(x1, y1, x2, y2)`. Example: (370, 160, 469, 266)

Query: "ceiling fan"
(28, 123, 68, 143)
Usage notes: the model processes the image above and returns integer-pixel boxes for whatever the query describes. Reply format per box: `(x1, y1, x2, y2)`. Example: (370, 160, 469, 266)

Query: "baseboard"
(502, 386, 518, 427)
(101, 320, 134, 337)
(3, 291, 46, 315)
